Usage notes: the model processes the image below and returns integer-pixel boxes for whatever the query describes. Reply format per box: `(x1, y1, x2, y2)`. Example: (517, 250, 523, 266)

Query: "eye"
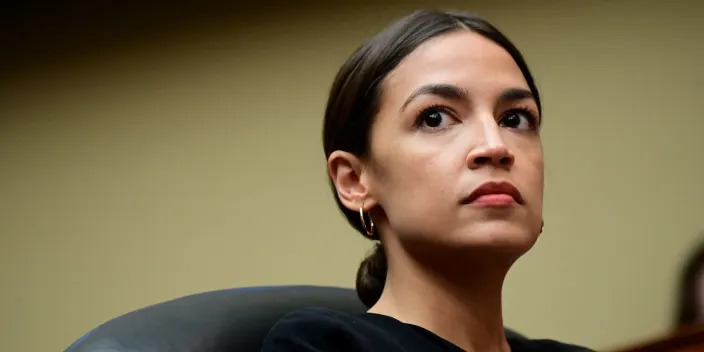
(499, 109, 538, 130)
(415, 106, 456, 131)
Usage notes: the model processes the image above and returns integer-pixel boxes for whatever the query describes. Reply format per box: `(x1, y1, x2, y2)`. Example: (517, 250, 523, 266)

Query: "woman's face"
(366, 30, 543, 256)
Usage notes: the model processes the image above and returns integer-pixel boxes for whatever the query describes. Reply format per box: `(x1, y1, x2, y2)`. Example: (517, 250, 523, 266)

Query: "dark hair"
(322, 10, 541, 308)
(675, 239, 704, 327)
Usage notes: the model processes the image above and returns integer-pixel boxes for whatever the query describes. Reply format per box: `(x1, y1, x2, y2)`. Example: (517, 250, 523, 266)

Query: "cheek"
(370, 140, 459, 225)
(521, 140, 544, 211)
(374, 144, 451, 201)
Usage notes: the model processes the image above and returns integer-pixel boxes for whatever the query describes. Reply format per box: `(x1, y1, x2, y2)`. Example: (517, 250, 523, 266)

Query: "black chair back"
(65, 286, 365, 352)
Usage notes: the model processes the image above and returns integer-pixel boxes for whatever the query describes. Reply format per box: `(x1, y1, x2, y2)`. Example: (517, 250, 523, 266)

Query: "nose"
(466, 122, 515, 170)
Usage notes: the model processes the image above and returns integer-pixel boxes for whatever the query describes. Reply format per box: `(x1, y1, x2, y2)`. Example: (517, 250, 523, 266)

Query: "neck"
(369, 242, 513, 352)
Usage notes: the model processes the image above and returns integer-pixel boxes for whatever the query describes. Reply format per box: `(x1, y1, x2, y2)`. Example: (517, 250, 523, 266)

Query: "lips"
(462, 181, 524, 206)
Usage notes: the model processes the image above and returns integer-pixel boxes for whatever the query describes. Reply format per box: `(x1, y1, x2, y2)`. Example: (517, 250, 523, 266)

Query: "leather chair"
(65, 285, 522, 351)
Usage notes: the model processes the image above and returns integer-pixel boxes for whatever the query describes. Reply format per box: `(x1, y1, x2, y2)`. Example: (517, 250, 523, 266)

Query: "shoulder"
(267, 307, 365, 334)
(261, 307, 373, 351)
(262, 308, 426, 351)
(509, 336, 593, 352)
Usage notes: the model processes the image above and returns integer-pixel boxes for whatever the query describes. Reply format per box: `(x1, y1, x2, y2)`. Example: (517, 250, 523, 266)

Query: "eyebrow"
(400, 84, 469, 112)
(400, 84, 535, 112)
(498, 88, 534, 105)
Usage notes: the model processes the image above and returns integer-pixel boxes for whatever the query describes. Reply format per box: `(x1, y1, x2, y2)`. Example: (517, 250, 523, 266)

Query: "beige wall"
(2, 1, 703, 350)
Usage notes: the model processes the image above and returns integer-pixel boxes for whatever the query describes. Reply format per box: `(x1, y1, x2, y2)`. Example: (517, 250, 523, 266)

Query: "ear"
(327, 150, 378, 212)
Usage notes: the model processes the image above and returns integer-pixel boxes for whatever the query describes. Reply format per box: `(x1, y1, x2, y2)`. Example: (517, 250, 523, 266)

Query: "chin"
(404, 223, 538, 268)
(452, 221, 540, 254)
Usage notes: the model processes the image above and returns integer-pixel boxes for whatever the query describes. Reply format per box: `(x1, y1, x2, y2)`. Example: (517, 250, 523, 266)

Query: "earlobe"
(328, 151, 377, 212)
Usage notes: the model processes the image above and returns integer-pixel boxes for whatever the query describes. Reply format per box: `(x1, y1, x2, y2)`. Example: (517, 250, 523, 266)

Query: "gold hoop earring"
(359, 205, 375, 238)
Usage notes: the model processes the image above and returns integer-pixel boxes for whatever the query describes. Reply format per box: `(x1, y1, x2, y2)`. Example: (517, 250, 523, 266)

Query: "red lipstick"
(463, 181, 524, 207)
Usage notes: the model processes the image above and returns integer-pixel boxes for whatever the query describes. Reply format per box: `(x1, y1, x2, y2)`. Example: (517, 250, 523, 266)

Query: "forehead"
(383, 30, 529, 100)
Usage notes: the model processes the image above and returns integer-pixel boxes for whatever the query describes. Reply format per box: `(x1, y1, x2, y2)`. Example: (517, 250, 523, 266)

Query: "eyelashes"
(413, 104, 541, 132)
(501, 106, 541, 130)
(413, 104, 457, 130)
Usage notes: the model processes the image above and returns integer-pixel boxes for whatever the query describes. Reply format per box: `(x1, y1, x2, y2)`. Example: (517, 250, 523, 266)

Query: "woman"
(263, 10, 589, 352)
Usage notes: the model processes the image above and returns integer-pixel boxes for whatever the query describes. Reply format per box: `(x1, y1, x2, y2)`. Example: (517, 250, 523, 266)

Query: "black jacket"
(262, 307, 591, 351)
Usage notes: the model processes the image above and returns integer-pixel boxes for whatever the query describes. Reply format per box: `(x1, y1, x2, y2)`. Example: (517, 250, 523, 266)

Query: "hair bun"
(355, 243, 387, 308)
